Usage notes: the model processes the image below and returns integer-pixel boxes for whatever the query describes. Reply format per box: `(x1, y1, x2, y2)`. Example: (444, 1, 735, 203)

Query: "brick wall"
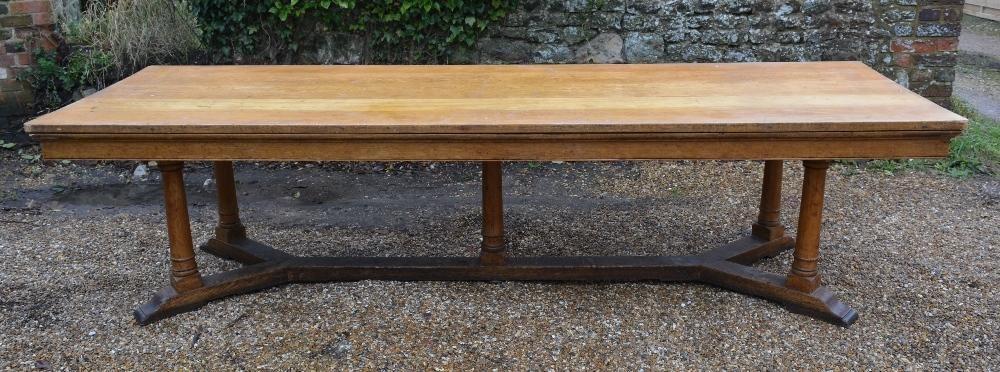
(888, 0, 964, 106)
(1, 0, 56, 131)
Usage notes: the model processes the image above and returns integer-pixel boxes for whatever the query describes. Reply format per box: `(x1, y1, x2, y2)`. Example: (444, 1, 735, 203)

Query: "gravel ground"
(1, 151, 998, 369)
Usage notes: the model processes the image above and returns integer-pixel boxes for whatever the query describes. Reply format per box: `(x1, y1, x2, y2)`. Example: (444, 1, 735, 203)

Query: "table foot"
(134, 261, 289, 325)
(700, 260, 858, 327)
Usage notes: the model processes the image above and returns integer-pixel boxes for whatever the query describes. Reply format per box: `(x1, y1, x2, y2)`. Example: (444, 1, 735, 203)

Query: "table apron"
(33, 130, 957, 161)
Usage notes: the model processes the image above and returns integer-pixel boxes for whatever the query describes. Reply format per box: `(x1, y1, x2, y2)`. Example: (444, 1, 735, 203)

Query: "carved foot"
(699, 260, 858, 327)
(134, 261, 289, 325)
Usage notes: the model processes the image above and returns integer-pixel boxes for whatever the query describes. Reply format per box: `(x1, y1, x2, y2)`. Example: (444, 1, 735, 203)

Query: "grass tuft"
(840, 98, 998, 178)
(943, 98, 1000, 177)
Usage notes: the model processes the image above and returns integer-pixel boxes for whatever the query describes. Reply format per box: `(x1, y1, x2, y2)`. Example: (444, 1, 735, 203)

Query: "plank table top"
(25, 61, 966, 161)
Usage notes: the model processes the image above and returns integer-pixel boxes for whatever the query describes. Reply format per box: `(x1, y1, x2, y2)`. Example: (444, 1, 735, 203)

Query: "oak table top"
(25, 61, 966, 161)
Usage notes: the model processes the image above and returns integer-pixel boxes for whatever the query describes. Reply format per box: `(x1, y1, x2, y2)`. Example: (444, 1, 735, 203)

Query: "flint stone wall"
(310, 0, 962, 106)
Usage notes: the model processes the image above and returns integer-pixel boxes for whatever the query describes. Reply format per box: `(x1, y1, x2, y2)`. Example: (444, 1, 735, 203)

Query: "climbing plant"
(189, 0, 516, 64)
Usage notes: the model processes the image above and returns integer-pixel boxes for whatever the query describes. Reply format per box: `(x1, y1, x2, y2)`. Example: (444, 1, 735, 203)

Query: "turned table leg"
(213, 161, 247, 243)
(752, 160, 785, 241)
(158, 161, 203, 292)
(136, 159, 856, 326)
(200, 162, 290, 265)
(479, 161, 506, 266)
(786, 160, 829, 292)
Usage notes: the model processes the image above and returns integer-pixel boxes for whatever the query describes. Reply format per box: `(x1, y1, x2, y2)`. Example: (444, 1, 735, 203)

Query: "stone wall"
(468, 0, 962, 106)
(309, 0, 962, 108)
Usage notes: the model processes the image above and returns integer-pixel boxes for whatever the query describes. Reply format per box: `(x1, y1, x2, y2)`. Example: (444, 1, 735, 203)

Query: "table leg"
(786, 160, 828, 292)
(700, 159, 857, 326)
(702, 160, 793, 264)
(479, 161, 506, 266)
(752, 160, 785, 241)
(158, 161, 203, 292)
(200, 162, 291, 265)
(135, 160, 857, 327)
(212, 161, 246, 243)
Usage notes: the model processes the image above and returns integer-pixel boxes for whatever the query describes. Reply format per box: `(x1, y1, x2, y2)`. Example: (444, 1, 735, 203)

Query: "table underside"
(135, 160, 859, 327)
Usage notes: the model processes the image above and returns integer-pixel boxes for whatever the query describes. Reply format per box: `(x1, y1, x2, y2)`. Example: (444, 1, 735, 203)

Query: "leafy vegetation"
(20, 49, 112, 112)
(944, 99, 1000, 176)
(189, 0, 516, 63)
(19, 0, 202, 113)
(0, 139, 17, 150)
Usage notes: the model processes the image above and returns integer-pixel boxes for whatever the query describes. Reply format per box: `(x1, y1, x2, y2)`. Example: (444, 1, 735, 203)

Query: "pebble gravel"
(1, 153, 997, 369)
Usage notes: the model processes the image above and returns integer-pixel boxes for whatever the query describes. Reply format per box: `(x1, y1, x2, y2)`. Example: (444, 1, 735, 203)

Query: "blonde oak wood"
(479, 161, 506, 266)
(211, 161, 246, 243)
(158, 161, 203, 292)
(30, 131, 957, 161)
(786, 160, 830, 292)
(25, 62, 964, 161)
(752, 160, 785, 241)
(31, 62, 963, 327)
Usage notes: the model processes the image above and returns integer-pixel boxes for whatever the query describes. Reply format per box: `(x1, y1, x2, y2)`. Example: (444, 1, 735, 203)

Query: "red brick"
(890, 38, 958, 53)
(890, 40, 909, 52)
(892, 53, 914, 67)
(0, 14, 32, 28)
(7, 65, 29, 77)
(13, 51, 30, 65)
(1, 79, 26, 92)
(0, 54, 14, 67)
(37, 31, 56, 51)
(8, 1, 51, 15)
(916, 51, 957, 66)
(31, 12, 52, 26)
(13, 26, 53, 41)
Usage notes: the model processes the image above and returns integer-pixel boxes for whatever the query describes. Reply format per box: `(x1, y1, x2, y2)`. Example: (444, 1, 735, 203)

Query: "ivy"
(187, 1, 273, 62)
(189, 0, 516, 63)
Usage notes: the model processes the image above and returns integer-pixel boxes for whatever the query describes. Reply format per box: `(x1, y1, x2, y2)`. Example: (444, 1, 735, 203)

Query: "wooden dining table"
(24, 61, 966, 327)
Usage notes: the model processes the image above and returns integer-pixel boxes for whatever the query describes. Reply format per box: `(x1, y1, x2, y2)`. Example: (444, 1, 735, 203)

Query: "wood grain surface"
(25, 61, 966, 160)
